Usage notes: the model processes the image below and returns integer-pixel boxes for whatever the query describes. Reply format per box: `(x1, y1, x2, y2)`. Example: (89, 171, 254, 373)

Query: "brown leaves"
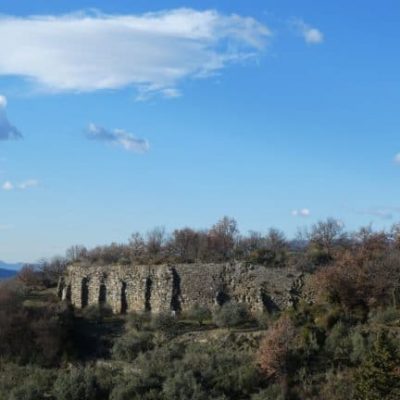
(257, 315, 296, 379)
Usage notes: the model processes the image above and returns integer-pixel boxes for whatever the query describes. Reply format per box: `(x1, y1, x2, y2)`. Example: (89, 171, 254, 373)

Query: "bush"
(368, 307, 400, 325)
(324, 321, 352, 363)
(255, 311, 271, 329)
(186, 304, 211, 325)
(125, 311, 151, 331)
(150, 312, 177, 333)
(354, 332, 400, 400)
(212, 302, 250, 328)
(53, 367, 102, 400)
(319, 370, 354, 400)
(162, 370, 207, 400)
(251, 385, 284, 400)
(82, 304, 113, 323)
(112, 331, 154, 362)
(257, 315, 296, 379)
(9, 383, 42, 400)
(0, 365, 56, 400)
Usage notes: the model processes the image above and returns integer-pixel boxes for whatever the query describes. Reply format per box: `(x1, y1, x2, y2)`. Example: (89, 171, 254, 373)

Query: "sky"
(0, 0, 400, 262)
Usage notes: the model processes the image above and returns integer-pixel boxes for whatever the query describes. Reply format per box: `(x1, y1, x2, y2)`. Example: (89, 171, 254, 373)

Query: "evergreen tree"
(354, 331, 400, 400)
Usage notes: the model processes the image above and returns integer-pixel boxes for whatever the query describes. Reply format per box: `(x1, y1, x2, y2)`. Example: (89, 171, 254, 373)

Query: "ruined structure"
(59, 263, 305, 314)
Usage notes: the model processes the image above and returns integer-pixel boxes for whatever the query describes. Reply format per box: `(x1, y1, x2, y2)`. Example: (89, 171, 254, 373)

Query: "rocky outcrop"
(59, 263, 305, 314)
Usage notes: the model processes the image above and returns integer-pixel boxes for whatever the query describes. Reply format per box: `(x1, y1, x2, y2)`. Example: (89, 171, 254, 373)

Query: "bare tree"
(146, 226, 166, 256)
(265, 228, 287, 252)
(208, 216, 239, 261)
(65, 245, 87, 262)
(309, 218, 346, 253)
(129, 232, 146, 261)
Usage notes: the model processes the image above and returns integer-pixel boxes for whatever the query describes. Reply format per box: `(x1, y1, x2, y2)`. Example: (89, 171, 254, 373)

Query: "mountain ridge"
(0, 260, 22, 271)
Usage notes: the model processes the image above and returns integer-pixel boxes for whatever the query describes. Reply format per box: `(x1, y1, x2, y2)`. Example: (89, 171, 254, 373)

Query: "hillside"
(0, 268, 17, 280)
(0, 260, 22, 270)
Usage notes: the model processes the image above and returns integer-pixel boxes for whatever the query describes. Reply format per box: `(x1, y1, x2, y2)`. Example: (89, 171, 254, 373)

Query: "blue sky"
(0, 0, 400, 262)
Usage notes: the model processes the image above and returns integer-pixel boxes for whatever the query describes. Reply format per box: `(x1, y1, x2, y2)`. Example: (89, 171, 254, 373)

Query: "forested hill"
(0, 268, 17, 280)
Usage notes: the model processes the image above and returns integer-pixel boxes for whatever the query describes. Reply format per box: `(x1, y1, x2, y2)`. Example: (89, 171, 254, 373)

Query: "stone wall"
(59, 263, 305, 314)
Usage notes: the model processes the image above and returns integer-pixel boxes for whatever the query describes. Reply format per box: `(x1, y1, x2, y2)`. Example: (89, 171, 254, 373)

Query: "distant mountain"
(0, 260, 22, 271)
(0, 268, 17, 280)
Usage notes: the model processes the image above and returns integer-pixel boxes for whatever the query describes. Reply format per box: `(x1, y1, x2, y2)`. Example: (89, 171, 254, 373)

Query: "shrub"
(257, 315, 296, 380)
(248, 248, 287, 268)
(125, 311, 151, 331)
(368, 307, 400, 325)
(349, 329, 368, 364)
(319, 370, 354, 400)
(82, 304, 113, 323)
(212, 302, 250, 328)
(162, 370, 207, 400)
(324, 321, 352, 363)
(150, 312, 177, 333)
(0, 365, 56, 400)
(9, 383, 42, 400)
(354, 332, 400, 400)
(112, 331, 154, 362)
(53, 367, 102, 400)
(251, 385, 284, 400)
(186, 304, 211, 325)
(255, 311, 271, 329)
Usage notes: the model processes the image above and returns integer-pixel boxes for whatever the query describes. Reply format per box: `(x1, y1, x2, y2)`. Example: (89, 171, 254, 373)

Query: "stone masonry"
(59, 263, 305, 314)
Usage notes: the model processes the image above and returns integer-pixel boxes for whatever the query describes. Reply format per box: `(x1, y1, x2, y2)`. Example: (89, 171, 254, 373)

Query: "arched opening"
(121, 281, 128, 314)
(260, 290, 279, 314)
(216, 290, 230, 306)
(145, 277, 152, 312)
(99, 282, 107, 305)
(170, 268, 182, 313)
(64, 285, 72, 302)
(57, 278, 65, 299)
(81, 277, 89, 308)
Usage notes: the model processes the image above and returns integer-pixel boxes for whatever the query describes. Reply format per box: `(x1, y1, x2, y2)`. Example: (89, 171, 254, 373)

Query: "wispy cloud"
(18, 179, 39, 190)
(393, 153, 400, 164)
(87, 123, 150, 153)
(292, 208, 311, 217)
(2, 181, 13, 191)
(0, 95, 22, 141)
(0, 9, 270, 97)
(355, 207, 400, 220)
(292, 19, 324, 45)
(2, 179, 39, 191)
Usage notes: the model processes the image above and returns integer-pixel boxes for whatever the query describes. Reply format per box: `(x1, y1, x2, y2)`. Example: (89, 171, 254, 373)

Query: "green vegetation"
(2, 218, 400, 398)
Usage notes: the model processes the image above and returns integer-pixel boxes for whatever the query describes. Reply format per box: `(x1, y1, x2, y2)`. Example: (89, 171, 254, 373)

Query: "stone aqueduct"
(59, 263, 305, 314)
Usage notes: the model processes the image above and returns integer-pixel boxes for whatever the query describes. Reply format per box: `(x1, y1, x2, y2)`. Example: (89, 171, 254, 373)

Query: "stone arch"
(81, 277, 89, 308)
(99, 283, 107, 305)
(260, 289, 279, 314)
(57, 278, 65, 299)
(170, 268, 182, 312)
(216, 288, 230, 306)
(63, 284, 72, 302)
(145, 276, 152, 312)
(120, 281, 128, 314)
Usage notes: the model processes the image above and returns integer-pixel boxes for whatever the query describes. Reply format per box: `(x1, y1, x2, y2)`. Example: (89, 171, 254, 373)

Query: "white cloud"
(292, 19, 324, 44)
(2, 179, 39, 191)
(87, 123, 150, 153)
(394, 153, 400, 164)
(355, 207, 400, 220)
(292, 208, 311, 217)
(2, 181, 14, 191)
(18, 179, 39, 189)
(0, 95, 22, 140)
(0, 95, 7, 108)
(0, 9, 270, 97)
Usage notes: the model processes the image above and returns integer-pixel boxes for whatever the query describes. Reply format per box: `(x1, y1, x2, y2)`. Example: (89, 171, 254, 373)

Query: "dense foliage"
(2, 218, 400, 399)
